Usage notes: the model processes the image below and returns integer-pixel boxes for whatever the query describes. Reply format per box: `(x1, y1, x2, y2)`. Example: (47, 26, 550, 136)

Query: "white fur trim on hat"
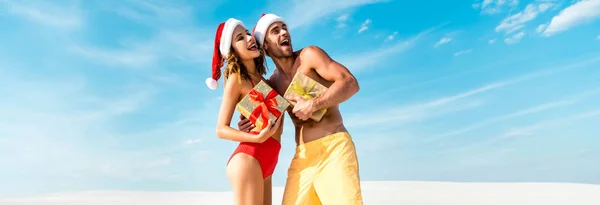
(219, 18, 245, 57)
(253, 14, 285, 46)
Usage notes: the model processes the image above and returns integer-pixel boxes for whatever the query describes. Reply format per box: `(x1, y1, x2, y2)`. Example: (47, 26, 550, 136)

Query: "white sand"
(1, 181, 599, 205)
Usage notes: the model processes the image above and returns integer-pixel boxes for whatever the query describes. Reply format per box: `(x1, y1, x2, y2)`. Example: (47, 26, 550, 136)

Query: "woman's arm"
(215, 75, 264, 143)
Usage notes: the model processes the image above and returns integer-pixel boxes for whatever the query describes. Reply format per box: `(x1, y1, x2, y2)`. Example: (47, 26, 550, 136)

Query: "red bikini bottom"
(227, 132, 281, 179)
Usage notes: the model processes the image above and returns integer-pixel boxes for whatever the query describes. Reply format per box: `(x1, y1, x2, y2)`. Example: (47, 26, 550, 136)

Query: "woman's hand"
(254, 117, 282, 143)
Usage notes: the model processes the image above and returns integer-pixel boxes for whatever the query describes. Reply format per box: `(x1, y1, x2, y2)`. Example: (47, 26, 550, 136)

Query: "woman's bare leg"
(263, 176, 272, 205)
(227, 153, 264, 205)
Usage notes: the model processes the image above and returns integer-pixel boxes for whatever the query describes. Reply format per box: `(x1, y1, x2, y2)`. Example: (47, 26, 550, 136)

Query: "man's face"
(263, 22, 293, 58)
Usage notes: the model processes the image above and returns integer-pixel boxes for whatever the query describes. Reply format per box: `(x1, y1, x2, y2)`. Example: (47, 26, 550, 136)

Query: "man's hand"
(237, 114, 254, 133)
(290, 95, 316, 121)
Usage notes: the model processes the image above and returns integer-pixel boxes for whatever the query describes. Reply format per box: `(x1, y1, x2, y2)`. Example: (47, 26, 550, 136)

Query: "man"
(238, 13, 363, 205)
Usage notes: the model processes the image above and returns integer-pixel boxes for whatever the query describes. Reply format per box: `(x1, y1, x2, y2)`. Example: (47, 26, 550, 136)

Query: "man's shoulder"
(297, 45, 327, 58)
(296, 45, 331, 69)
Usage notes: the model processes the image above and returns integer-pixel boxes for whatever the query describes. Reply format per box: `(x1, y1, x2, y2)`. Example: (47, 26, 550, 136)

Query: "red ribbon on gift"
(248, 89, 282, 129)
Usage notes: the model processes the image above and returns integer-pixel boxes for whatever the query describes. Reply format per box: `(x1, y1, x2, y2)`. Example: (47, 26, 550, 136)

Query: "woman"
(205, 18, 283, 205)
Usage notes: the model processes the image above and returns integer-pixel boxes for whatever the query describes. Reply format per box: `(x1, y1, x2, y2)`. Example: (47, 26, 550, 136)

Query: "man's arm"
(301, 45, 360, 111)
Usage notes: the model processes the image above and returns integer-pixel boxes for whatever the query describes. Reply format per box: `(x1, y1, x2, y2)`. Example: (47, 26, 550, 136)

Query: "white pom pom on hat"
(207, 18, 245, 90)
(205, 77, 218, 90)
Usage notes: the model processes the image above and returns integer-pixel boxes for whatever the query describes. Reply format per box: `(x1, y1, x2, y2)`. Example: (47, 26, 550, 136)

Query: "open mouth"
(280, 39, 290, 47)
(247, 43, 257, 51)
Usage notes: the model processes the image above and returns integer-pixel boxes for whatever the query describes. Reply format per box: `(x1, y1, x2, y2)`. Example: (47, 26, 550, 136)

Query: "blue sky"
(1, 0, 600, 198)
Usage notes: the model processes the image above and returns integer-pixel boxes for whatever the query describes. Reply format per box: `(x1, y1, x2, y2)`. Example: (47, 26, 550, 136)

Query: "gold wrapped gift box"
(283, 72, 328, 122)
(236, 80, 290, 130)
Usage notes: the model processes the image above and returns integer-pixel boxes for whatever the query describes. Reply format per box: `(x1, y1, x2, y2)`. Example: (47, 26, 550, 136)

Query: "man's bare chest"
(273, 78, 292, 96)
(294, 63, 332, 88)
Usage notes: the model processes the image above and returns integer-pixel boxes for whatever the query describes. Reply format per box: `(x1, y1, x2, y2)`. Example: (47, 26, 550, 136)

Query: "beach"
(1, 181, 599, 205)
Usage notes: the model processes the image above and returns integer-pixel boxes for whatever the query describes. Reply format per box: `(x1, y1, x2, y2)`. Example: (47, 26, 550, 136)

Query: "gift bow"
(248, 89, 282, 129)
(288, 80, 327, 115)
(289, 80, 318, 100)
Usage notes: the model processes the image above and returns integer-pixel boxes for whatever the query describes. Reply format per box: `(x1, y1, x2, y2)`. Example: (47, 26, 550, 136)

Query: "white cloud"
(91, 109, 218, 179)
(0, 66, 159, 182)
(70, 2, 212, 69)
(69, 45, 157, 68)
(538, 2, 553, 11)
(498, 109, 600, 139)
(0, 36, 219, 189)
(345, 98, 485, 129)
(114, 0, 196, 28)
(434, 37, 453, 47)
(337, 25, 440, 73)
(454, 49, 472, 56)
(2, 0, 84, 30)
(337, 14, 349, 21)
(475, 0, 520, 14)
(536, 24, 548, 33)
(426, 87, 600, 142)
(272, 0, 389, 30)
(336, 13, 349, 28)
(481, 0, 495, 8)
(504, 31, 526, 44)
(597, 34, 600, 39)
(386, 31, 398, 41)
(489, 39, 497, 44)
(97, 149, 184, 180)
(73, 29, 211, 69)
(542, 0, 600, 36)
(2, 0, 212, 72)
(346, 81, 509, 129)
(495, 3, 553, 34)
(358, 19, 371, 33)
(344, 55, 600, 129)
(184, 139, 201, 145)
(339, 39, 411, 72)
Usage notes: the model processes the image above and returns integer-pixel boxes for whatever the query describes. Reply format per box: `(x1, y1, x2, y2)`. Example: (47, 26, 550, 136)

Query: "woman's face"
(231, 25, 259, 61)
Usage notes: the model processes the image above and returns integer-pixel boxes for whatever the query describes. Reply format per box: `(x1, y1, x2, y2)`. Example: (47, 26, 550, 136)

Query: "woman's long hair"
(223, 46, 268, 84)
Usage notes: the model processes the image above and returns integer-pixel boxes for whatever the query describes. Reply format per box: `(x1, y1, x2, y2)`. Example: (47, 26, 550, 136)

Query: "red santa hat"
(206, 18, 245, 90)
(252, 13, 285, 47)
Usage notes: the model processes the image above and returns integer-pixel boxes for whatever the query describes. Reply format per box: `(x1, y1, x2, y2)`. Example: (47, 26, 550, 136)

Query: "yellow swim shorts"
(281, 132, 363, 205)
